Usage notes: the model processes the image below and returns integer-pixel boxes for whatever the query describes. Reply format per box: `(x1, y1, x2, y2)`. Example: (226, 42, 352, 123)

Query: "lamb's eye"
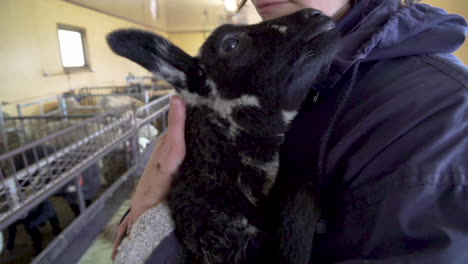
(220, 37, 239, 53)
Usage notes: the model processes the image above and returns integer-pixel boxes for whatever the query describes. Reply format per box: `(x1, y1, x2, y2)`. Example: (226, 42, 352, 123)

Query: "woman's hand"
(112, 96, 186, 260)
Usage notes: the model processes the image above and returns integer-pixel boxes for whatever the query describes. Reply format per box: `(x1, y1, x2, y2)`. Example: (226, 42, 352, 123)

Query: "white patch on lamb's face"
(270, 24, 288, 34)
(178, 84, 260, 137)
(241, 153, 279, 195)
(282, 110, 298, 124)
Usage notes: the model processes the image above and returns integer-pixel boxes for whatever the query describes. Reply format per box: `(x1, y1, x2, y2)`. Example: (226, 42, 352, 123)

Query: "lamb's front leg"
(266, 183, 322, 264)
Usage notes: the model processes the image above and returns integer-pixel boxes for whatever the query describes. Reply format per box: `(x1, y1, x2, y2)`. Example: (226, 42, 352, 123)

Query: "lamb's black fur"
(107, 9, 338, 264)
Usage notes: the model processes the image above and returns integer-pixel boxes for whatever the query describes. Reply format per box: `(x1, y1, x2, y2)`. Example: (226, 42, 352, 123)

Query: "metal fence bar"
(0, 115, 130, 182)
(59, 95, 68, 116)
(75, 176, 86, 214)
(136, 93, 172, 118)
(5, 157, 20, 210)
(144, 90, 149, 104)
(0, 111, 126, 161)
(14, 86, 155, 118)
(1, 115, 93, 152)
(0, 91, 172, 258)
(16, 96, 59, 117)
(138, 105, 170, 130)
(0, 106, 8, 153)
(42, 109, 62, 117)
(4, 115, 93, 120)
(0, 110, 134, 227)
(31, 165, 137, 264)
(16, 105, 26, 146)
(0, 128, 135, 230)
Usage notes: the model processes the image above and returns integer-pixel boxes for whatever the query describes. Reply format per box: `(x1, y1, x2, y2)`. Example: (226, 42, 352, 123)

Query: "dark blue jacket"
(284, 1, 468, 263)
(147, 1, 468, 263)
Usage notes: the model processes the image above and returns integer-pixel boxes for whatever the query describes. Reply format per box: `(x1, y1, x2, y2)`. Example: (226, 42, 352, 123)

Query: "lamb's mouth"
(304, 20, 336, 43)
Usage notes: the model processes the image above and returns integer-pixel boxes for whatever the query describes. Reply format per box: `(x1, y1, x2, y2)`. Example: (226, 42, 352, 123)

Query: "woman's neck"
(332, 1, 352, 21)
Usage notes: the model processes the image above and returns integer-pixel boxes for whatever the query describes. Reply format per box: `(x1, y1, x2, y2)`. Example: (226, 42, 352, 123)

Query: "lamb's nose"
(303, 9, 323, 19)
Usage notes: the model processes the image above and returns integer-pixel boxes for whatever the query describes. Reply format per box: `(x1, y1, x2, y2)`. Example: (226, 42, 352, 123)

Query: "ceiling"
(64, 0, 261, 32)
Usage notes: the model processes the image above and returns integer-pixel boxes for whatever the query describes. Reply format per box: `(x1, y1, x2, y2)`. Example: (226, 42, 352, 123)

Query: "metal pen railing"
(0, 115, 93, 153)
(0, 93, 172, 231)
(0, 108, 133, 229)
(16, 96, 67, 117)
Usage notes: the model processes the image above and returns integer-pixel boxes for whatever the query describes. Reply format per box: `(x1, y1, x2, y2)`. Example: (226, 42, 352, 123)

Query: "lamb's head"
(107, 8, 338, 136)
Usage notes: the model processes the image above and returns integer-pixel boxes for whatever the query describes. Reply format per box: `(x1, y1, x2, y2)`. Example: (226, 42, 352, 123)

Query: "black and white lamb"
(107, 8, 338, 264)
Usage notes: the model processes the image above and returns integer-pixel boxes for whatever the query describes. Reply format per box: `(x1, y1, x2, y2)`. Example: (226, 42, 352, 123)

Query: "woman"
(114, 0, 468, 263)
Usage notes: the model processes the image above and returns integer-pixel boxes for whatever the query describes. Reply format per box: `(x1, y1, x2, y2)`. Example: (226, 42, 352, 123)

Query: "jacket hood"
(312, 0, 467, 183)
(328, 0, 467, 83)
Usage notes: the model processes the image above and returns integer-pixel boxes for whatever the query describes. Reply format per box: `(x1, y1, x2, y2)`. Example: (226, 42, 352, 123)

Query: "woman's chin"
(258, 5, 301, 21)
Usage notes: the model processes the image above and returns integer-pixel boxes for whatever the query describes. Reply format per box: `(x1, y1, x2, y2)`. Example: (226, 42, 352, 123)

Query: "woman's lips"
(257, 1, 290, 14)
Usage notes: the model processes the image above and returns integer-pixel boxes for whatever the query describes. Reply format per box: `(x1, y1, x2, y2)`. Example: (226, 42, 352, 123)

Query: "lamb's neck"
(235, 131, 285, 162)
(240, 150, 280, 197)
(233, 127, 290, 198)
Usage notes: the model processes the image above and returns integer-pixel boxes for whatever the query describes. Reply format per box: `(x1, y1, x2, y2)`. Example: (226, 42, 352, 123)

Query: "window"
(57, 25, 89, 70)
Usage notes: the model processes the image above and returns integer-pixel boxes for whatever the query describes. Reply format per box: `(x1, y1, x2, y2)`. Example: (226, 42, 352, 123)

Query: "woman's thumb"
(166, 96, 186, 142)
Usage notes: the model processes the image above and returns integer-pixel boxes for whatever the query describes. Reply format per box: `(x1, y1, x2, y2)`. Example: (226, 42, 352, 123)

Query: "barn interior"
(0, 0, 466, 263)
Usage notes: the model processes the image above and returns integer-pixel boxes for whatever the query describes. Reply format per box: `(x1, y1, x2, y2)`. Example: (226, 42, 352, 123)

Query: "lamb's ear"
(106, 29, 205, 90)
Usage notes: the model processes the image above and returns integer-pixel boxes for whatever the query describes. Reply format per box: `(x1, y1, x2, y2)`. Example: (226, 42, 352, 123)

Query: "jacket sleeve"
(145, 233, 181, 264)
(330, 180, 468, 264)
(313, 55, 468, 264)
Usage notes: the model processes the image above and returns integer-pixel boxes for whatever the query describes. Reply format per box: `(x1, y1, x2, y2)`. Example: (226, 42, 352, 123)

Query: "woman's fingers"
(166, 96, 187, 161)
(166, 96, 186, 145)
(150, 96, 187, 176)
(126, 219, 133, 235)
(112, 219, 129, 260)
